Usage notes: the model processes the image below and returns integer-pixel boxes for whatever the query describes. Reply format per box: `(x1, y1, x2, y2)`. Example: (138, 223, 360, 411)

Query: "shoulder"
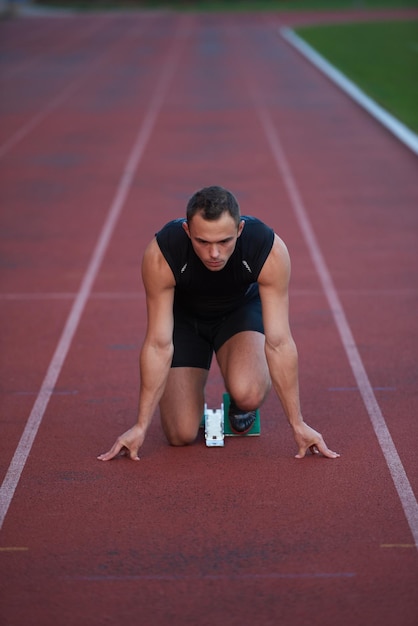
(258, 234, 291, 288)
(240, 216, 275, 252)
(241, 216, 274, 237)
(237, 216, 275, 278)
(270, 233, 290, 264)
(156, 218, 187, 243)
(155, 218, 189, 280)
(142, 237, 176, 291)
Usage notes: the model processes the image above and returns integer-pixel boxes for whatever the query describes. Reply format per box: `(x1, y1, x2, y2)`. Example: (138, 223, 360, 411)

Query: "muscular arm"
(258, 235, 339, 459)
(136, 238, 175, 430)
(258, 236, 301, 426)
(98, 238, 175, 460)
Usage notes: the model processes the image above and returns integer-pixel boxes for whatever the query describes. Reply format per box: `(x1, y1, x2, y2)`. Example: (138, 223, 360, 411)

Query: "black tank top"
(156, 216, 274, 319)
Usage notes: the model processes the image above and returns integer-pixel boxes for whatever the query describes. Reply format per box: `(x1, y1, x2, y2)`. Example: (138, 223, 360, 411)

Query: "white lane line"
(0, 16, 188, 531)
(328, 387, 397, 392)
(0, 15, 154, 160)
(257, 104, 418, 549)
(280, 27, 418, 157)
(0, 288, 414, 300)
(0, 18, 109, 81)
(0, 292, 145, 300)
(0, 80, 85, 160)
(73, 572, 356, 581)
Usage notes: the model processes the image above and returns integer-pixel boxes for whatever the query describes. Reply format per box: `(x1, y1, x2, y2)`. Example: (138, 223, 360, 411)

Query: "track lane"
(0, 12, 191, 522)
(1, 10, 417, 626)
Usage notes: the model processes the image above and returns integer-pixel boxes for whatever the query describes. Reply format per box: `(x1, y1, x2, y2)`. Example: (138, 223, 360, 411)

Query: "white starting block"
(204, 403, 224, 447)
(203, 394, 261, 448)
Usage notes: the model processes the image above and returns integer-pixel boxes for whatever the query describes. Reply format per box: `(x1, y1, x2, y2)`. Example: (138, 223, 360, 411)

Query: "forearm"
(265, 339, 303, 428)
(136, 340, 173, 431)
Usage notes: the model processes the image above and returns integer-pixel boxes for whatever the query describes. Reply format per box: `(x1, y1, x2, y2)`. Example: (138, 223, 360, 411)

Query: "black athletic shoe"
(228, 398, 256, 434)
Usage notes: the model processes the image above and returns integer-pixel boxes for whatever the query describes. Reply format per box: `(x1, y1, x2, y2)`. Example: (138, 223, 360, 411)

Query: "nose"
(209, 244, 220, 259)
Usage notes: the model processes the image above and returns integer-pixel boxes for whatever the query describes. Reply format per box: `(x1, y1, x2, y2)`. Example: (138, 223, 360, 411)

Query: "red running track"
(1, 7, 417, 626)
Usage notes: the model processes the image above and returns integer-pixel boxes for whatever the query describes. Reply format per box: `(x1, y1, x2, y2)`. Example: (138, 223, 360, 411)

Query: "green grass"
(34, 1, 418, 11)
(295, 20, 418, 134)
(33, 2, 418, 134)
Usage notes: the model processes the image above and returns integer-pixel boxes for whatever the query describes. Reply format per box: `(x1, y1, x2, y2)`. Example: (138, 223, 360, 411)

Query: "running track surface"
(1, 7, 417, 626)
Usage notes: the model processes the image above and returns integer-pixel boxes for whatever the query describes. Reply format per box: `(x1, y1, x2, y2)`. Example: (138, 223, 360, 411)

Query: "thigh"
(172, 304, 213, 369)
(216, 331, 271, 409)
(159, 366, 209, 446)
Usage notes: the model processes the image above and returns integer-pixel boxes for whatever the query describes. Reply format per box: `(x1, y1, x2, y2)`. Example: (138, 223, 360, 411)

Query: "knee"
(164, 423, 199, 447)
(230, 395, 260, 413)
(229, 381, 271, 412)
(167, 432, 197, 447)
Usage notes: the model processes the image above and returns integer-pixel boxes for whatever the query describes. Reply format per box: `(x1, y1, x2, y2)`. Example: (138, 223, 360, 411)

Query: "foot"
(228, 398, 256, 434)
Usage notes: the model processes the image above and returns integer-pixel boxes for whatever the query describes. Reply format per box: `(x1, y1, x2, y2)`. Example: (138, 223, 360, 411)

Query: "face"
(183, 212, 244, 271)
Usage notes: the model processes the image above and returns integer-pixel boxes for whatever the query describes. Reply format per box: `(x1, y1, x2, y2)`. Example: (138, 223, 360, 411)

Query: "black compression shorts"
(171, 293, 264, 370)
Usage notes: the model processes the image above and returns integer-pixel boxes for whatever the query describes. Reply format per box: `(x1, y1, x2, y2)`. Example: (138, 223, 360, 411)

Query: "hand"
(292, 422, 340, 459)
(97, 424, 145, 461)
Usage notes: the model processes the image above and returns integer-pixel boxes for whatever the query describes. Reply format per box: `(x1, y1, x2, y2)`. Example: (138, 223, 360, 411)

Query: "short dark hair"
(186, 186, 241, 226)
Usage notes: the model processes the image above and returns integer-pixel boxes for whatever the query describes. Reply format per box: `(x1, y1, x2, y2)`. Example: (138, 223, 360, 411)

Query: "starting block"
(203, 393, 261, 447)
(204, 404, 224, 447)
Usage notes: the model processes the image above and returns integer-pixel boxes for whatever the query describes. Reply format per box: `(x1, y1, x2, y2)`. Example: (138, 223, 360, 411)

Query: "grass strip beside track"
(295, 20, 418, 134)
(32, 2, 418, 136)
(33, 1, 418, 12)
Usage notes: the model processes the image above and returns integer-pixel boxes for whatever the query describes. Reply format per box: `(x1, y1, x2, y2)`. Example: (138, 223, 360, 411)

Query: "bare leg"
(216, 331, 271, 410)
(159, 367, 209, 446)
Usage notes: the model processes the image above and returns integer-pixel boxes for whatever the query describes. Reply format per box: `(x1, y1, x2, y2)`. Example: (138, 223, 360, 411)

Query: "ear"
(182, 221, 191, 238)
(237, 219, 245, 237)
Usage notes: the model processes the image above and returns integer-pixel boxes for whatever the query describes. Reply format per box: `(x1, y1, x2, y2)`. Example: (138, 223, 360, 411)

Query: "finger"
(125, 447, 140, 461)
(315, 437, 340, 459)
(319, 445, 340, 459)
(295, 440, 340, 460)
(294, 440, 318, 458)
(97, 440, 124, 461)
(98, 441, 141, 462)
(295, 445, 308, 459)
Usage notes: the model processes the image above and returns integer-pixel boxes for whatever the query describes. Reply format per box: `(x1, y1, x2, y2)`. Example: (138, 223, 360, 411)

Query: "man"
(98, 186, 339, 461)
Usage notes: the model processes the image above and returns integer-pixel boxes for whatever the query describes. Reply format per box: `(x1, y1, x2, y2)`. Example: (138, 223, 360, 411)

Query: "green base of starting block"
(222, 393, 260, 436)
(200, 393, 260, 437)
